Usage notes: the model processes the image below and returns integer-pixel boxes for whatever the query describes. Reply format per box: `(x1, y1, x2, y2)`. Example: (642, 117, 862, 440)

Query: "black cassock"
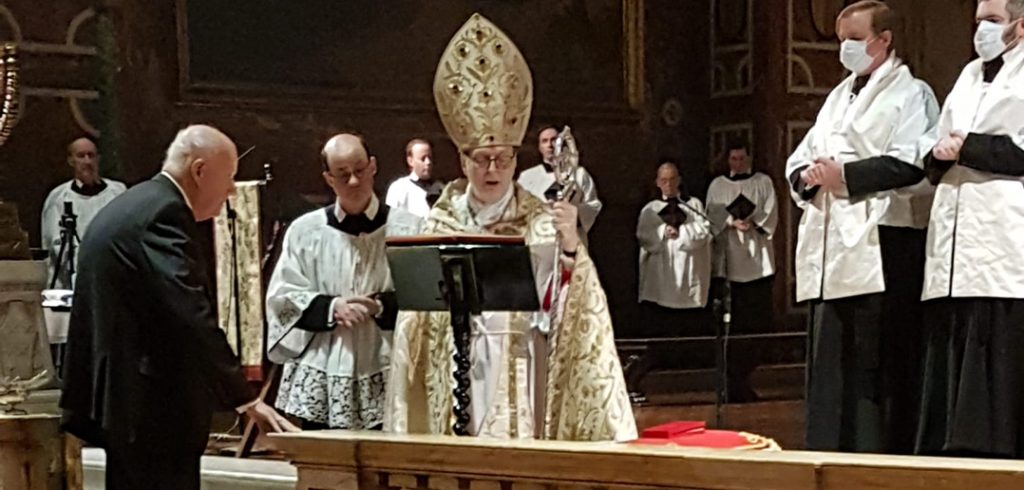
(915, 135, 1024, 459)
(60, 174, 253, 490)
(797, 156, 928, 455)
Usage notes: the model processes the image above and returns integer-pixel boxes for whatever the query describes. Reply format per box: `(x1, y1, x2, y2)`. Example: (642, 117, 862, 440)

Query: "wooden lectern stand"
(386, 235, 540, 436)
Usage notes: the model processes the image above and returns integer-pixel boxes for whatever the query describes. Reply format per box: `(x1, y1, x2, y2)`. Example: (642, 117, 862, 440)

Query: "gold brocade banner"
(213, 181, 264, 379)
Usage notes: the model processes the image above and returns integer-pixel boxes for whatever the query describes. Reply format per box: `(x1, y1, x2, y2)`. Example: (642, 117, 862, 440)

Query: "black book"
(726, 194, 756, 220)
(544, 182, 562, 201)
(657, 201, 688, 227)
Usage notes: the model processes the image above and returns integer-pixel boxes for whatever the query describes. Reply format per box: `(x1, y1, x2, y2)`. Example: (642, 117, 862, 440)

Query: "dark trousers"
(640, 300, 714, 338)
(726, 275, 775, 401)
(105, 424, 208, 490)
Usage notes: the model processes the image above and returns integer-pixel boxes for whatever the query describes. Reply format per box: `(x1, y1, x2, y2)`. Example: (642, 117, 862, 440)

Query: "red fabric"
(633, 431, 758, 449)
(241, 365, 264, 382)
(641, 421, 706, 439)
(541, 268, 573, 311)
(632, 421, 759, 449)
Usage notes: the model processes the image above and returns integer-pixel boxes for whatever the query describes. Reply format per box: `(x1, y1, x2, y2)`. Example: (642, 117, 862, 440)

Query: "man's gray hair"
(162, 125, 229, 169)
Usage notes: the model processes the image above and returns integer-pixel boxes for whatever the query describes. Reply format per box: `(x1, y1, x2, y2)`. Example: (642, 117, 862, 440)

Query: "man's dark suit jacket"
(60, 174, 253, 451)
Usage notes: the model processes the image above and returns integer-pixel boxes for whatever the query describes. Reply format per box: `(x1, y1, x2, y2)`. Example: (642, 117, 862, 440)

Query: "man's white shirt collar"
(335, 194, 380, 221)
(160, 171, 193, 211)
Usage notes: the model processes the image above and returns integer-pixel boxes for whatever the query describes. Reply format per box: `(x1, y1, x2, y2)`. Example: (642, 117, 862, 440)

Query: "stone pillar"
(0, 260, 56, 385)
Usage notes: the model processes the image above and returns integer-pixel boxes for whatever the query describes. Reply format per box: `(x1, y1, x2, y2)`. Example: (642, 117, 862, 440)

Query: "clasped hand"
(801, 156, 844, 190)
(933, 131, 965, 162)
(333, 296, 381, 329)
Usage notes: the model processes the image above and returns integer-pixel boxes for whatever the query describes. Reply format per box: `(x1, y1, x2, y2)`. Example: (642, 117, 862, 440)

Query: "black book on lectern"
(385, 235, 541, 313)
(726, 194, 757, 220)
(658, 202, 688, 228)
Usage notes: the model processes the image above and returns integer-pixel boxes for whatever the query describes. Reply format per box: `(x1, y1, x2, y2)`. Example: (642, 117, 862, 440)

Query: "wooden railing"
(269, 431, 1024, 490)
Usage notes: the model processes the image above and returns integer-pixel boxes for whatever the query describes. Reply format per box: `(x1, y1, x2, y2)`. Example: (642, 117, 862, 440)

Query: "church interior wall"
(0, 0, 978, 348)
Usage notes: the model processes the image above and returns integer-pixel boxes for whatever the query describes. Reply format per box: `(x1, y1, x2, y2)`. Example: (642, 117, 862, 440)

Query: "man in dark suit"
(60, 125, 298, 489)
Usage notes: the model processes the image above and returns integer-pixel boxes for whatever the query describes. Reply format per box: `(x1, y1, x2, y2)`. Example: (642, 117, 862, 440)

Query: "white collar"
(159, 171, 193, 211)
(408, 171, 425, 182)
(73, 178, 103, 188)
(466, 183, 514, 228)
(335, 194, 379, 221)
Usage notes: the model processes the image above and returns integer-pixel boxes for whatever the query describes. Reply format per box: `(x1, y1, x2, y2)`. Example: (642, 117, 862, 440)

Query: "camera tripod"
(50, 201, 80, 290)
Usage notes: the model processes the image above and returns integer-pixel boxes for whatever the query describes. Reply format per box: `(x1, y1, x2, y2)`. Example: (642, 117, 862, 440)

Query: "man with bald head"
(41, 136, 126, 288)
(60, 125, 297, 490)
(266, 133, 420, 430)
(636, 161, 713, 333)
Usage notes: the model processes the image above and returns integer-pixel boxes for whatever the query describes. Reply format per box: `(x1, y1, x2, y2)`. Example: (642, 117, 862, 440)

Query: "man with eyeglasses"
(266, 133, 421, 430)
(636, 161, 713, 334)
(384, 13, 636, 442)
(784, 0, 939, 453)
(517, 125, 603, 244)
(915, 0, 1024, 459)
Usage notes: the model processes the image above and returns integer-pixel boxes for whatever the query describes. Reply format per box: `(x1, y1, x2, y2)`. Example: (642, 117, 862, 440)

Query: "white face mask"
(975, 20, 1008, 62)
(840, 39, 875, 75)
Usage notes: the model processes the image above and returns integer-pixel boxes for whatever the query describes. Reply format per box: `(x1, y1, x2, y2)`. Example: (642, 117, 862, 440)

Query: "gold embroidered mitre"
(434, 14, 533, 151)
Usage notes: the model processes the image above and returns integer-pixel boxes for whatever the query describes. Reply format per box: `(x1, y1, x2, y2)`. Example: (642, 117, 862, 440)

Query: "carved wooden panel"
(787, 0, 852, 95)
(0, 5, 101, 136)
(711, 0, 752, 98)
(177, 0, 640, 117)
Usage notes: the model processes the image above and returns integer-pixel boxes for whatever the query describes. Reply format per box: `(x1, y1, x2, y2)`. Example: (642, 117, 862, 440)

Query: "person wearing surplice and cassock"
(517, 125, 603, 245)
(383, 13, 636, 442)
(266, 134, 421, 430)
(636, 161, 713, 337)
(915, 0, 1024, 459)
(385, 138, 444, 219)
(784, 1, 939, 454)
(41, 137, 126, 289)
(706, 142, 779, 403)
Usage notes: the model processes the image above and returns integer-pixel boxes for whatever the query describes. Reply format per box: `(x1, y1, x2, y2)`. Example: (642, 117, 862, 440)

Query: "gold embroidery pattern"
(384, 181, 636, 441)
(433, 14, 533, 151)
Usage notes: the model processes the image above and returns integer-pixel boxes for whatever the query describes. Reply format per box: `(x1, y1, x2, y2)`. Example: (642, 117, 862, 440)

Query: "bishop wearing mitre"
(383, 13, 636, 442)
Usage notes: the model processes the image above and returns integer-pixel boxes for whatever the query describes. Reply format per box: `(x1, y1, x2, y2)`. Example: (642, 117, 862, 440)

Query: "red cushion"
(640, 421, 706, 439)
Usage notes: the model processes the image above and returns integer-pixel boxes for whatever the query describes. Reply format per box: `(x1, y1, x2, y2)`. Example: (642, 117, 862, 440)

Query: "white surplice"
(637, 196, 713, 309)
(705, 172, 779, 283)
(517, 163, 602, 235)
(785, 54, 939, 302)
(41, 179, 126, 289)
(384, 172, 445, 219)
(266, 197, 421, 428)
(922, 43, 1024, 300)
